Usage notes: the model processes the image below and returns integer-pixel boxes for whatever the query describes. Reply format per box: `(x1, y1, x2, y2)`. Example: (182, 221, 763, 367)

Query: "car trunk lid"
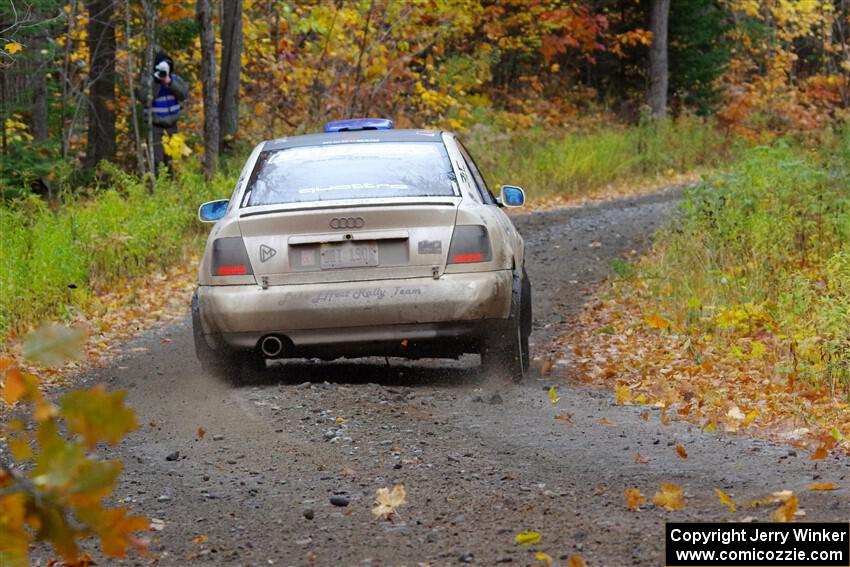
(238, 198, 460, 285)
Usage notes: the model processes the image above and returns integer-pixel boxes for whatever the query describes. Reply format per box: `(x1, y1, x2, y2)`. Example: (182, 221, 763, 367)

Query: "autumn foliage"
(0, 324, 146, 566)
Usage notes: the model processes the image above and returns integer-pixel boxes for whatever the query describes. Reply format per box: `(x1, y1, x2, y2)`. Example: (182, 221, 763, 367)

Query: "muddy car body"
(192, 122, 531, 380)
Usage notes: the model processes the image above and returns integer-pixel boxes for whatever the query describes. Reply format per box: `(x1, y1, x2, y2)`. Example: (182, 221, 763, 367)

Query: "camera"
(155, 69, 169, 79)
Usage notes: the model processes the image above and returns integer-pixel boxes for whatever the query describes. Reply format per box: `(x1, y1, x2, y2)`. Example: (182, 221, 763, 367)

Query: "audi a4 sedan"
(192, 118, 531, 382)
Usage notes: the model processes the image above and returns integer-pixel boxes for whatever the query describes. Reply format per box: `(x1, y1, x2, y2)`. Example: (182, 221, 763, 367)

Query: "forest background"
(1, 1, 850, 563)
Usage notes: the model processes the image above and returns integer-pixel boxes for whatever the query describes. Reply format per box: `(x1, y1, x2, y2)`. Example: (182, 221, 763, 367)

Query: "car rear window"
(244, 141, 456, 206)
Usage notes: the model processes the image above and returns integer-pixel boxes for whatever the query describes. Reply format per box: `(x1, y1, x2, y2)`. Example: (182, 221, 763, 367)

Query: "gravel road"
(59, 188, 849, 566)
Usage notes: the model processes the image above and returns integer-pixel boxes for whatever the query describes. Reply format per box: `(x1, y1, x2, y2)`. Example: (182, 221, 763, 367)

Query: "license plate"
(320, 241, 379, 269)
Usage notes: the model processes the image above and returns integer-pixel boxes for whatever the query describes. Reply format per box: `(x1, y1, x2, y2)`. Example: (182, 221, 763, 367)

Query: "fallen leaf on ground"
(534, 552, 554, 566)
(615, 384, 632, 405)
(809, 483, 836, 491)
(515, 531, 542, 546)
(567, 555, 588, 567)
(810, 446, 828, 460)
(191, 534, 208, 544)
(548, 386, 560, 405)
(597, 418, 614, 425)
(644, 313, 670, 330)
(771, 494, 798, 522)
(372, 483, 406, 520)
(675, 445, 688, 459)
(624, 488, 646, 511)
(197, 427, 206, 439)
(634, 452, 650, 464)
(714, 488, 736, 512)
(555, 413, 574, 424)
(652, 483, 684, 511)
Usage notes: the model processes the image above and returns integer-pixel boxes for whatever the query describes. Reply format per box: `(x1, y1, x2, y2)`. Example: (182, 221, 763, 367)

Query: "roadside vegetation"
(470, 117, 736, 200)
(0, 166, 233, 340)
(564, 127, 850, 453)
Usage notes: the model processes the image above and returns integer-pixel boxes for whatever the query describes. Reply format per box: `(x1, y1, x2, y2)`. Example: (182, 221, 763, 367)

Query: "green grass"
(639, 131, 850, 388)
(466, 116, 739, 199)
(0, 163, 236, 339)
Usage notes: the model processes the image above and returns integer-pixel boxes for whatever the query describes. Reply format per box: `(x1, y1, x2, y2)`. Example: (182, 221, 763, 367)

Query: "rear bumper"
(196, 271, 513, 355)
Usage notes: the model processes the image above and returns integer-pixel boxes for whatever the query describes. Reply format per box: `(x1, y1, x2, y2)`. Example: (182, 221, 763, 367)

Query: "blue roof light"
(324, 118, 394, 133)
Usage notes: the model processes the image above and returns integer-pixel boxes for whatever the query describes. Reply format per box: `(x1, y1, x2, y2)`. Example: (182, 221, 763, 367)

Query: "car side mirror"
(198, 199, 229, 223)
(499, 185, 526, 208)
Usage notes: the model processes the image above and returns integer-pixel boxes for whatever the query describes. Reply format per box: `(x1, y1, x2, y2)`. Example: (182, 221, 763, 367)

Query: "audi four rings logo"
(329, 217, 365, 229)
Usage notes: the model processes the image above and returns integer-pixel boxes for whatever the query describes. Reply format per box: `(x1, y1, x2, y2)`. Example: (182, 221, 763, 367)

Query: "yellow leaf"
(535, 552, 554, 566)
(515, 531, 542, 546)
(371, 483, 406, 520)
(714, 488, 736, 512)
(644, 313, 670, 330)
(615, 384, 632, 405)
(624, 488, 646, 511)
(548, 386, 559, 405)
(192, 534, 208, 544)
(652, 483, 685, 511)
(809, 483, 836, 491)
(8, 436, 32, 461)
(5, 42, 23, 55)
(742, 409, 758, 427)
(567, 555, 588, 567)
(675, 445, 688, 459)
(771, 494, 798, 522)
(60, 385, 137, 449)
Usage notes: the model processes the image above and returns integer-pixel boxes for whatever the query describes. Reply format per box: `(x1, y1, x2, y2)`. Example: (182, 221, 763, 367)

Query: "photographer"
(139, 51, 189, 174)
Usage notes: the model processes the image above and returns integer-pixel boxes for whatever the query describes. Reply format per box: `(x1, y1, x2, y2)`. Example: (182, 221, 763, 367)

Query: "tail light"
(448, 225, 491, 264)
(212, 237, 253, 276)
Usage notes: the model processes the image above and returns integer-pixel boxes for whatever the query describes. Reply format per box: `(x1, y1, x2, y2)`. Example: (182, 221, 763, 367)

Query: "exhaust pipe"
(260, 335, 284, 358)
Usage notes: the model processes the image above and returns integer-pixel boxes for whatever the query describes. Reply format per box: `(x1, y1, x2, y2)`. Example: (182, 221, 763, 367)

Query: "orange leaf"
(714, 488, 736, 512)
(197, 427, 206, 439)
(567, 554, 588, 567)
(809, 483, 836, 491)
(675, 445, 688, 459)
(2, 368, 25, 404)
(192, 534, 208, 544)
(652, 483, 684, 511)
(624, 488, 646, 511)
(810, 446, 828, 460)
(771, 495, 798, 522)
(644, 313, 670, 330)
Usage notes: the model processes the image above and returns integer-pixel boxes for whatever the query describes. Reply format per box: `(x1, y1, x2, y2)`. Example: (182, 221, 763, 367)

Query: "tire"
(481, 271, 529, 382)
(192, 291, 265, 384)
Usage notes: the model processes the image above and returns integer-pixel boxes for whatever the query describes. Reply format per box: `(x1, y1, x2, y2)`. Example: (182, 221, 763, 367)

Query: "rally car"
(192, 118, 531, 381)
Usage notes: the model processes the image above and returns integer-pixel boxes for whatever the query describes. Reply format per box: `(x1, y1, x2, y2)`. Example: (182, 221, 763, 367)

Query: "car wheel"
(192, 291, 265, 384)
(481, 271, 528, 382)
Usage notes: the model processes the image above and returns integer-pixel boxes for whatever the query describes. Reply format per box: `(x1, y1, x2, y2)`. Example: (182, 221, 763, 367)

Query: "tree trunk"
(197, 0, 219, 179)
(32, 67, 49, 143)
(219, 0, 242, 151)
(648, 0, 670, 118)
(142, 0, 156, 185)
(124, 0, 145, 177)
(84, 0, 117, 167)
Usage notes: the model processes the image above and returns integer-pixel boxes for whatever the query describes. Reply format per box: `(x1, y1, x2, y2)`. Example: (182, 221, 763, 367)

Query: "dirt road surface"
(50, 188, 849, 566)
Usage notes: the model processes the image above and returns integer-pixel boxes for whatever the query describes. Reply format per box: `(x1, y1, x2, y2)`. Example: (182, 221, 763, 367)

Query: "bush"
(644, 141, 850, 388)
(0, 165, 235, 339)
